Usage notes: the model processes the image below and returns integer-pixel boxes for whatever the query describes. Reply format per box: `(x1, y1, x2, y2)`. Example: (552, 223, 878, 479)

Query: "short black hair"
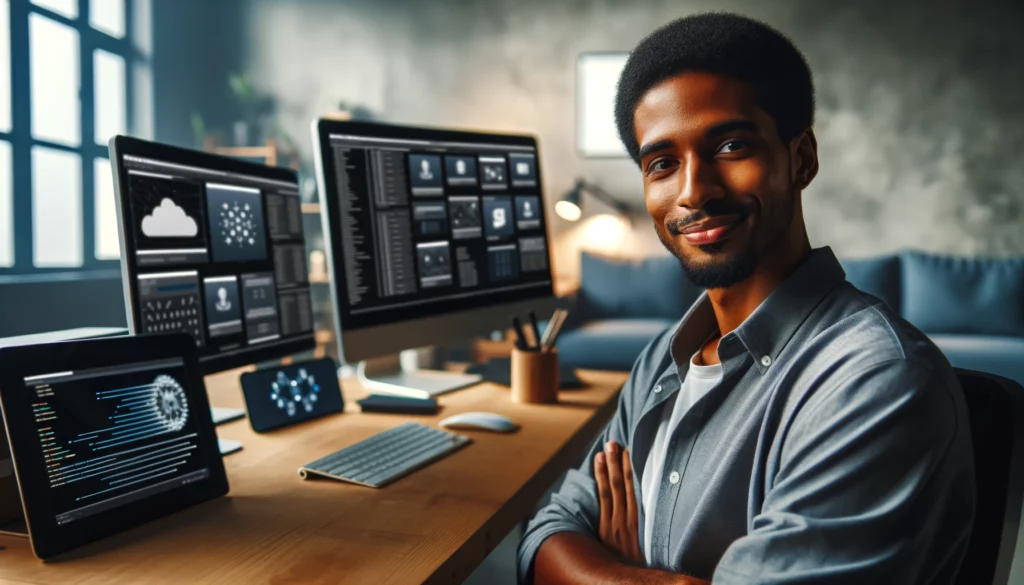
(615, 13, 815, 163)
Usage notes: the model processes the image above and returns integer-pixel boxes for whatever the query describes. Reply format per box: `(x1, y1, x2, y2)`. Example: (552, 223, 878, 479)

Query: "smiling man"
(517, 13, 975, 585)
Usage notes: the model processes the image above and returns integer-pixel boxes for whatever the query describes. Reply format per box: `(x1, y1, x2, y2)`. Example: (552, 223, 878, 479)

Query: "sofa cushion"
(929, 334, 1024, 387)
(840, 255, 901, 314)
(557, 318, 675, 371)
(902, 251, 1024, 336)
(579, 252, 700, 321)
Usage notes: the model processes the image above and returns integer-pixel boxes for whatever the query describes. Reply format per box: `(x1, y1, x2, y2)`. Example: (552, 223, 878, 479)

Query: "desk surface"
(0, 368, 625, 585)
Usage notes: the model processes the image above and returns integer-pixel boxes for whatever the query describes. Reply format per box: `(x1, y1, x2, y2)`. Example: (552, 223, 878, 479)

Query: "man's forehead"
(633, 73, 768, 144)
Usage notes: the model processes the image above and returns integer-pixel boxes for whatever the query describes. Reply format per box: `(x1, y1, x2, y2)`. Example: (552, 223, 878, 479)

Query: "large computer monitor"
(109, 136, 316, 374)
(312, 120, 556, 396)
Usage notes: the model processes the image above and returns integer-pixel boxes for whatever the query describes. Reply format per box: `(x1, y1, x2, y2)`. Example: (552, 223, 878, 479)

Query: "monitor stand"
(210, 406, 246, 425)
(356, 354, 481, 398)
(0, 517, 27, 538)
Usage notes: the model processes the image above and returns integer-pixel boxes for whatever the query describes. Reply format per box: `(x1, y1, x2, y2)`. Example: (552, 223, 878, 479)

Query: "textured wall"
(240, 0, 1024, 278)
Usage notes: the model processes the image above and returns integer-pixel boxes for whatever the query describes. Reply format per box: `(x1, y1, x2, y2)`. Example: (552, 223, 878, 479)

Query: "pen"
(512, 317, 528, 351)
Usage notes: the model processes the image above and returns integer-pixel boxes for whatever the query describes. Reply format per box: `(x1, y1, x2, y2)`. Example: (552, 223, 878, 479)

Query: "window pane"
(94, 50, 125, 144)
(577, 53, 629, 157)
(132, 62, 154, 139)
(0, 0, 10, 132)
(32, 147, 82, 267)
(0, 141, 11, 267)
(94, 157, 120, 260)
(132, 0, 152, 58)
(30, 14, 80, 146)
(90, 0, 124, 38)
(30, 0, 77, 19)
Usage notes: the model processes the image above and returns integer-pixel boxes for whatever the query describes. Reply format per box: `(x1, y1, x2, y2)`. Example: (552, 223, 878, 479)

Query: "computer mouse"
(439, 411, 519, 433)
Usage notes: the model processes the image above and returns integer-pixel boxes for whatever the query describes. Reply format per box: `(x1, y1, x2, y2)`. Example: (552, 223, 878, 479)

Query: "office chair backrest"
(954, 368, 1024, 585)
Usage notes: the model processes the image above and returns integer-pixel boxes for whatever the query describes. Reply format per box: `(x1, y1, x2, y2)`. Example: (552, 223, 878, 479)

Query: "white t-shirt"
(642, 351, 723, 563)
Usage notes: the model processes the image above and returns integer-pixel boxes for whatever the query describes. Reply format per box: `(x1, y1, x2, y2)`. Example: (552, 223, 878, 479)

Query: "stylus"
(528, 311, 542, 350)
(539, 309, 562, 348)
(542, 310, 569, 352)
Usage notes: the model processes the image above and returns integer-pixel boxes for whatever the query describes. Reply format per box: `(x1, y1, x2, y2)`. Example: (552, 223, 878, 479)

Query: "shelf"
(302, 203, 321, 215)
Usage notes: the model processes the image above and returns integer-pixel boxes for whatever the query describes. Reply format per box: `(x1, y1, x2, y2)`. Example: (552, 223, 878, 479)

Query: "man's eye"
(647, 159, 676, 175)
(717, 140, 747, 154)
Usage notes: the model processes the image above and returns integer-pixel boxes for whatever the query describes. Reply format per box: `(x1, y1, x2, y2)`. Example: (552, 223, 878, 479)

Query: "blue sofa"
(556, 250, 1024, 386)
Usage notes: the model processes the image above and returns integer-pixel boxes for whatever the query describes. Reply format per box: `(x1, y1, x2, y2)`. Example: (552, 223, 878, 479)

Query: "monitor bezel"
(108, 135, 316, 375)
(311, 120, 557, 364)
(0, 333, 229, 560)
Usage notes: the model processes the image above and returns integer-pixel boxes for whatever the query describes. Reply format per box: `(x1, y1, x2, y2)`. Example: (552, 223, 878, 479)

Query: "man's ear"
(790, 128, 819, 191)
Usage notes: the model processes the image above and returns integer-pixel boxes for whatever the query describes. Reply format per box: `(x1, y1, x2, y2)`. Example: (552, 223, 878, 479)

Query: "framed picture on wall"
(576, 52, 630, 158)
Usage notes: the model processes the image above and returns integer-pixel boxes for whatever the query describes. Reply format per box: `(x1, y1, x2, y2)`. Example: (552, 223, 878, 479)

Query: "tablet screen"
(25, 358, 211, 526)
(0, 334, 228, 559)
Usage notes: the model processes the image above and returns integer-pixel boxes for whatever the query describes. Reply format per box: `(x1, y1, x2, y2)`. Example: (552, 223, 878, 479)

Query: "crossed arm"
(522, 358, 970, 584)
(533, 441, 709, 585)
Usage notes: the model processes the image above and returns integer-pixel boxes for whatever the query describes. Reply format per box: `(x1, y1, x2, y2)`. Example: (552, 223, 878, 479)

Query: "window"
(1, 0, 152, 275)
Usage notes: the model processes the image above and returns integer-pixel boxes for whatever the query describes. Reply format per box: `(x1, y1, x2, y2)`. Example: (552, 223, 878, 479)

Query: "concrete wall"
(239, 0, 1024, 279)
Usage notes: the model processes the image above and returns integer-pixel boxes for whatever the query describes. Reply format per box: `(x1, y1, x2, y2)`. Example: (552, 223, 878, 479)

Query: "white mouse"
(439, 411, 519, 433)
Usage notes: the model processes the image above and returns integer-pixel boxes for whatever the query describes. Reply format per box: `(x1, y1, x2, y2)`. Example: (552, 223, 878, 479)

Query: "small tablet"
(0, 333, 228, 560)
(239, 358, 344, 433)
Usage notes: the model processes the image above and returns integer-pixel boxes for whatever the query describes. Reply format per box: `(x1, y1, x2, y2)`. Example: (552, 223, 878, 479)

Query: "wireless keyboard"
(298, 422, 471, 488)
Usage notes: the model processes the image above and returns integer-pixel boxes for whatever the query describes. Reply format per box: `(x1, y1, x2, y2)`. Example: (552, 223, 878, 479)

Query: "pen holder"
(511, 347, 559, 404)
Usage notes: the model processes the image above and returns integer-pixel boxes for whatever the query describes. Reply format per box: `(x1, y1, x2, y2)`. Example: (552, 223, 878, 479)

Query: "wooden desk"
(0, 369, 626, 584)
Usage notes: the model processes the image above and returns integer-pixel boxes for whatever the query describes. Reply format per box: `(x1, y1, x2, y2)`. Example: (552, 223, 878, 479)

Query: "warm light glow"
(556, 200, 582, 222)
(580, 213, 629, 254)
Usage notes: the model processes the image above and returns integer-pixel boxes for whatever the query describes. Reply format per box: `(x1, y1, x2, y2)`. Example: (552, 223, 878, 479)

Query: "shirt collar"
(670, 246, 847, 375)
(668, 293, 718, 376)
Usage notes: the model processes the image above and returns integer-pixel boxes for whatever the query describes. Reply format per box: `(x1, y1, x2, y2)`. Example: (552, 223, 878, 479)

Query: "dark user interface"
(121, 155, 314, 361)
(23, 360, 212, 526)
(327, 134, 552, 329)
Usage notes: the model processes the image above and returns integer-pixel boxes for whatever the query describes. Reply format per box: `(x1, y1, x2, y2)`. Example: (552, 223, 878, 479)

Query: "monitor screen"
(21, 358, 213, 526)
(110, 137, 315, 373)
(315, 122, 554, 334)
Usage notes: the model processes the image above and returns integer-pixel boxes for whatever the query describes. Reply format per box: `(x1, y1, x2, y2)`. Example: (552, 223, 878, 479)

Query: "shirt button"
(669, 471, 680, 484)
(653, 384, 663, 393)
(760, 355, 772, 367)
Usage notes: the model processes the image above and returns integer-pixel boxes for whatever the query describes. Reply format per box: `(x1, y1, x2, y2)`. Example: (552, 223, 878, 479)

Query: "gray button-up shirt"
(518, 247, 975, 584)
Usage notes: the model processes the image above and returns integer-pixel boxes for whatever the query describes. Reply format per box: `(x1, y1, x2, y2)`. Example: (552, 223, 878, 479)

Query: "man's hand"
(533, 441, 711, 585)
(594, 441, 644, 565)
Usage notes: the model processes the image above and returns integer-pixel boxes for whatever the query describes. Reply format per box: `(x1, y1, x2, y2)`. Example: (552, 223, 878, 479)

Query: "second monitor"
(312, 121, 556, 396)
(109, 137, 317, 375)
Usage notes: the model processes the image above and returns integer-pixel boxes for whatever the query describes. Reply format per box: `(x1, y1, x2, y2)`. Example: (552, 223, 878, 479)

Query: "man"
(518, 13, 975, 585)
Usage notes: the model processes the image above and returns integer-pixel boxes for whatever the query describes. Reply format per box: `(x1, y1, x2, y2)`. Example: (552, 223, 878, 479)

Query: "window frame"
(1, 0, 147, 275)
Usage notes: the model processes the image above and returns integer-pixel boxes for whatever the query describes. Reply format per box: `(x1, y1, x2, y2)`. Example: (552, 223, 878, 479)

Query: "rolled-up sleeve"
(515, 330, 664, 584)
(713, 358, 975, 584)
(514, 397, 627, 582)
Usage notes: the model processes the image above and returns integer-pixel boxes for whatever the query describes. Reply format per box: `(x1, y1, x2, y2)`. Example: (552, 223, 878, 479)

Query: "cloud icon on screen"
(141, 198, 198, 238)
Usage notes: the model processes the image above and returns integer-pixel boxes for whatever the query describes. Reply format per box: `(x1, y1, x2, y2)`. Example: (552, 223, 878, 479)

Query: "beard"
(655, 188, 796, 290)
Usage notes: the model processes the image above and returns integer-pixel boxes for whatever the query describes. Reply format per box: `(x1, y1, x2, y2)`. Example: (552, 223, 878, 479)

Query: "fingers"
(604, 442, 626, 530)
(593, 450, 612, 540)
(622, 448, 643, 563)
(622, 447, 638, 529)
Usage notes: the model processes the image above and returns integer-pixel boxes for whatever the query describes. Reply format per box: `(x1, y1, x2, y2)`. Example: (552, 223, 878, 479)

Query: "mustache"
(666, 200, 754, 236)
